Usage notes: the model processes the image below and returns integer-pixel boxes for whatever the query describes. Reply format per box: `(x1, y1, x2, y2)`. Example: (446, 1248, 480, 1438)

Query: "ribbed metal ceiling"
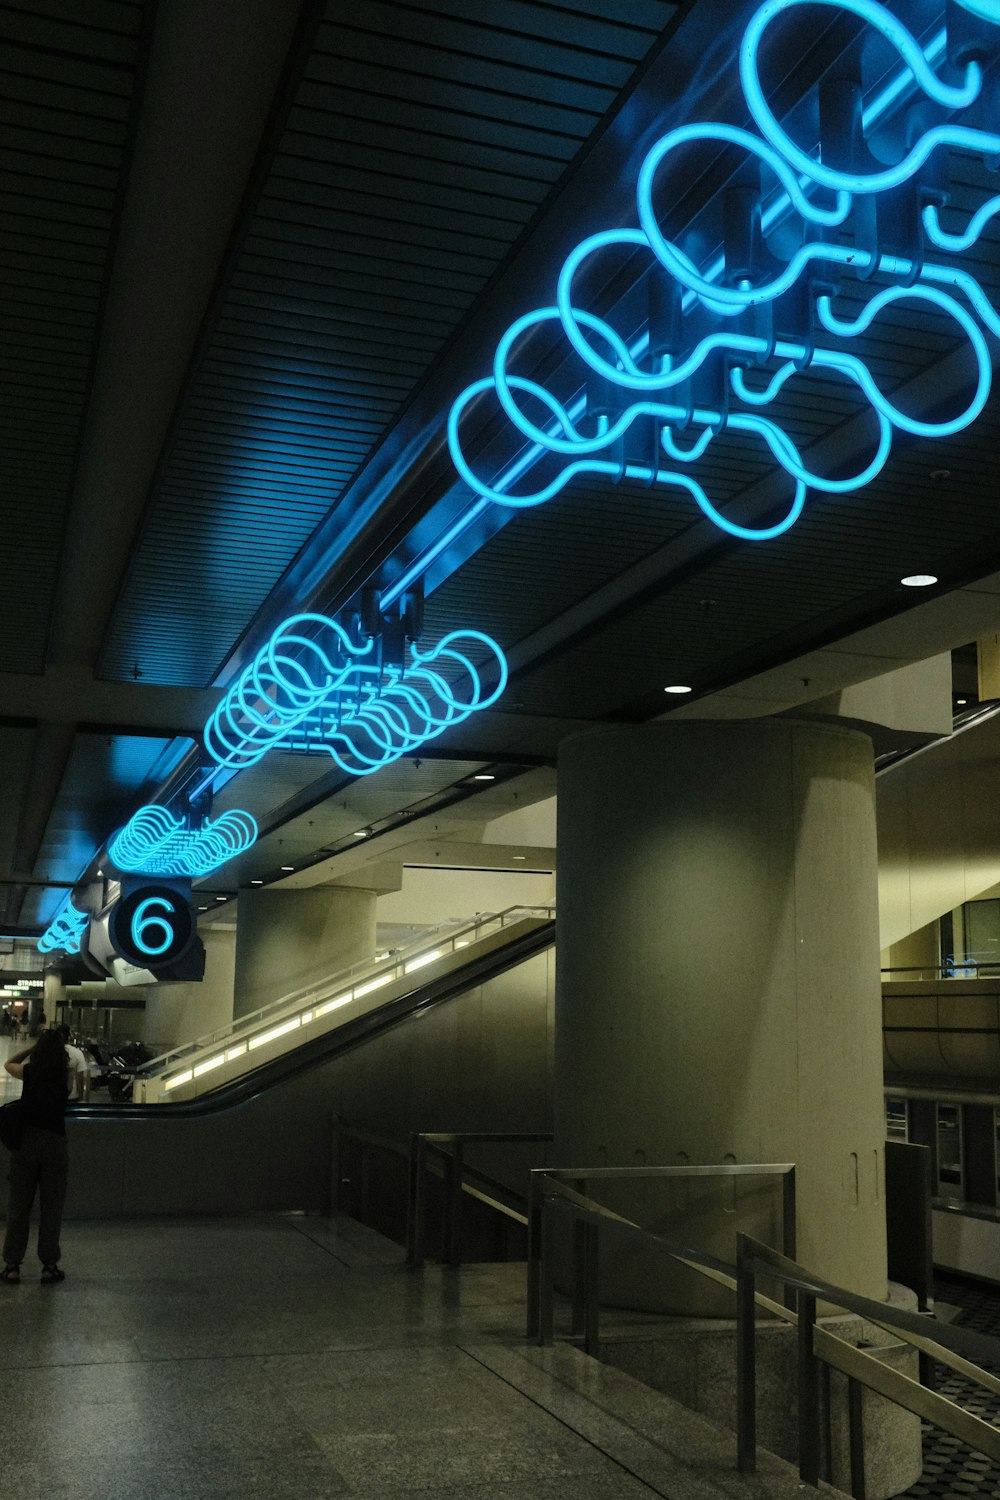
(0, 0, 145, 673)
(98, 0, 679, 686)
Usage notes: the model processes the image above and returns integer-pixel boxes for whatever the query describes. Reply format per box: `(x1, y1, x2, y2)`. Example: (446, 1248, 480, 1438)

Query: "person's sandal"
(0, 1264, 20, 1283)
(40, 1264, 64, 1284)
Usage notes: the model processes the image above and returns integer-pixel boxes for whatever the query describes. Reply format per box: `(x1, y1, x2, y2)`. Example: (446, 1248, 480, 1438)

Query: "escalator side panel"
(65, 944, 555, 1218)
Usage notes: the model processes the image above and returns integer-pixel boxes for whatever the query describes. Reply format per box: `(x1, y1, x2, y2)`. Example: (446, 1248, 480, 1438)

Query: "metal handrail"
(528, 1165, 1000, 1498)
(882, 964, 1000, 979)
(738, 1235, 1000, 1493)
(407, 1131, 554, 1268)
(527, 1164, 796, 1345)
(329, 1118, 552, 1265)
(140, 903, 555, 1093)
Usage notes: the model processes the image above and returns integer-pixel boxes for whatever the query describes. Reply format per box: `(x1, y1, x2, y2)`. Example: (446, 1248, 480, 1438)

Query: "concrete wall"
(65, 944, 555, 1218)
(375, 866, 554, 934)
(878, 713, 1000, 948)
(142, 926, 236, 1053)
(233, 886, 376, 1019)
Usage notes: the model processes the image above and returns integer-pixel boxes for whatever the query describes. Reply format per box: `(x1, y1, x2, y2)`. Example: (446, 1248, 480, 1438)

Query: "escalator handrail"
(140, 902, 555, 1078)
(74, 918, 555, 1122)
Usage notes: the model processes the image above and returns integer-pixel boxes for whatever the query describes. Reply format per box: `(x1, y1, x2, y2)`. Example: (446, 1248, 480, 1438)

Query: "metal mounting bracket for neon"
(448, 0, 1000, 540)
(203, 613, 508, 777)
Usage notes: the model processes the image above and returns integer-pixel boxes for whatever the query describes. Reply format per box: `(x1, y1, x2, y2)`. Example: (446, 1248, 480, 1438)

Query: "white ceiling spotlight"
(664, 684, 693, 694)
(900, 574, 938, 587)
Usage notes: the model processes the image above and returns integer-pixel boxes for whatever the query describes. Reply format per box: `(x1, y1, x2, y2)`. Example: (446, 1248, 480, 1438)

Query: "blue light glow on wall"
(448, 0, 1000, 539)
(108, 806, 258, 878)
(204, 613, 507, 777)
(38, 901, 88, 956)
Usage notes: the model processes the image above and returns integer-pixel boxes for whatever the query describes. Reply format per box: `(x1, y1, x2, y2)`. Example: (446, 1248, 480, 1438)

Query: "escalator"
(65, 910, 555, 1221)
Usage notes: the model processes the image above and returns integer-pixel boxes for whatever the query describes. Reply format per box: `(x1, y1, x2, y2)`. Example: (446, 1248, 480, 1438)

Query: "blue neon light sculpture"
(448, 0, 1000, 539)
(204, 613, 507, 776)
(38, 901, 88, 956)
(130, 897, 175, 957)
(108, 806, 258, 878)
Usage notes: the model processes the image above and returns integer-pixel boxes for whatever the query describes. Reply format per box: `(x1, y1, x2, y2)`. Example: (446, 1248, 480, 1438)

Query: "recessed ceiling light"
(900, 574, 937, 587)
(957, 698, 968, 705)
(353, 830, 367, 838)
(280, 865, 295, 871)
(513, 854, 526, 860)
(474, 774, 495, 781)
(215, 896, 227, 902)
(251, 879, 263, 886)
(664, 684, 693, 694)
(197, 905, 208, 912)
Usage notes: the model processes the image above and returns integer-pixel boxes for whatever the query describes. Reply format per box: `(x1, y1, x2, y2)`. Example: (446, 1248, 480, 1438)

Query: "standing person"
(57, 1025, 89, 1101)
(1, 1029, 70, 1284)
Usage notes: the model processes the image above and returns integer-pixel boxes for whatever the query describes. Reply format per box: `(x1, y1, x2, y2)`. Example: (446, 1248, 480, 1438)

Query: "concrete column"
(142, 926, 235, 1052)
(42, 968, 65, 1029)
(556, 721, 887, 1311)
(233, 886, 376, 1019)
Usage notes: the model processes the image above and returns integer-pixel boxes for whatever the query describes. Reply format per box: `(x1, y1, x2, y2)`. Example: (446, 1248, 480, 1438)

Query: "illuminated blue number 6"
(131, 896, 175, 957)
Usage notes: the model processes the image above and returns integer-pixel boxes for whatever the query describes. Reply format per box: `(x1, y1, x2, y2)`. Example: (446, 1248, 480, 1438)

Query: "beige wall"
(880, 921, 939, 979)
(375, 866, 554, 931)
(142, 926, 236, 1053)
(233, 886, 375, 1018)
(877, 713, 1000, 949)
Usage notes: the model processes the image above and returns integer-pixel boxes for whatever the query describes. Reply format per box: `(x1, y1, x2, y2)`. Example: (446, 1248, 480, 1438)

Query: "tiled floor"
(899, 1273, 1000, 1500)
(0, 1210, 821, 1500)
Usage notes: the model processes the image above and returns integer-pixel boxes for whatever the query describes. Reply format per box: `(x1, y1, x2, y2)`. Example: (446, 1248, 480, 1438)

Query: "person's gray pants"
(3, 1126, 68, 1267)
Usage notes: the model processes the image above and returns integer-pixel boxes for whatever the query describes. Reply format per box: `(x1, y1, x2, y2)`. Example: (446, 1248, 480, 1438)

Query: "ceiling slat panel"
(99, 0, 678, 685)
(0, 1, 146, 673)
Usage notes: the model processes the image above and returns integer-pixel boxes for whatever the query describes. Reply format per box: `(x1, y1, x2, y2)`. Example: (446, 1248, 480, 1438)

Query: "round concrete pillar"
(42, 968, 66, 1029)
(556, 721, 887, 1310)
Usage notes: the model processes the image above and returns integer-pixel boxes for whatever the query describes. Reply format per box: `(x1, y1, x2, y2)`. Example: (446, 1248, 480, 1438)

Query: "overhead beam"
(0, 665, 219, 734)
(47, 0, 312, 671)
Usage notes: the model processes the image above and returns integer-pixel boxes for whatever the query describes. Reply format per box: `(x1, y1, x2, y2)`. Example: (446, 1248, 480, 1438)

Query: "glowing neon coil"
(204, 615, 507, 776)
(447, 0, 1000, 541)
(108, 806, 258, 878)
(38, 901, 88, 956)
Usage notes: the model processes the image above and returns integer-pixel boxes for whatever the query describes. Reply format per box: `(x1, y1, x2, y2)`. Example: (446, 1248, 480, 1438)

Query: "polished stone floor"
(0, 1211, 821, 1500)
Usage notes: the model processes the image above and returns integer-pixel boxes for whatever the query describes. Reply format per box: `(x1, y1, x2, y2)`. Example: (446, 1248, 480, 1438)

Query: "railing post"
(782, 1168, 797, 1312)
(359, 1141, 370, 1223)
(736, 1233, 757, 1474)
(442, 1141, 463, 1268)
(848, 1375, 867, 1500)
(526, 1172, 542, 1340)
(407, 1135, 427, 1268)
(798, 1289, 821, 1488)
(328, 1114, 342, 1218)
(582, 1220, 600, 1359)
(571, 1177, 587, 1335)
(538, 1192, 555, 1346)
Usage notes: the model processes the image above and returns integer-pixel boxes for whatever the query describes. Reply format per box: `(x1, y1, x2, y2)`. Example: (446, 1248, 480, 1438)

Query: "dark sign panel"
(109, 885, 196, 971)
